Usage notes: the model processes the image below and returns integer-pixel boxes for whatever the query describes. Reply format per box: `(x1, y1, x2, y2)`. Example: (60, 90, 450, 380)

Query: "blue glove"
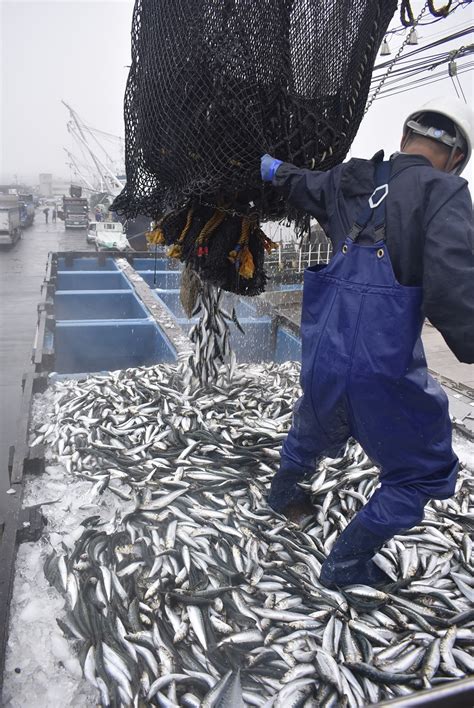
(261, 154, 283, 182)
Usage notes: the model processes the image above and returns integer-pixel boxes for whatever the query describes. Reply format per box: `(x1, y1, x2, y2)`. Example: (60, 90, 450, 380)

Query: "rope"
(400, 0, 416, 27)
(226, 217, 255, 279)
(195, 208, 227, 258)
(402, 0, 453, 25)
(167, 207, 194, 258)
(428, 0, 453, 17)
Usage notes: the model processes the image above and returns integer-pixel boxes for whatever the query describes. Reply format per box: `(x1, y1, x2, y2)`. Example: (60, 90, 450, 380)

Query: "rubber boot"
(284, 499, 314, 525)
(267, 467, 311, 514)
(319, 516, 393, 589)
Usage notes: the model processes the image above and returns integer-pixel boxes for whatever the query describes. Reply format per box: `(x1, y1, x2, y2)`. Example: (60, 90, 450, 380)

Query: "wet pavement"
(0, 214, 93, 502)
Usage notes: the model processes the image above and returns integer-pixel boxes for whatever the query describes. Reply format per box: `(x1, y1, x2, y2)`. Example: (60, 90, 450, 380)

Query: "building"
(38, 173, 53, 197)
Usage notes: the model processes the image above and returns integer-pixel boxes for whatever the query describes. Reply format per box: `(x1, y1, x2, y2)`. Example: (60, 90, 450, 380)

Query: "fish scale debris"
(26, 361, 474, 706)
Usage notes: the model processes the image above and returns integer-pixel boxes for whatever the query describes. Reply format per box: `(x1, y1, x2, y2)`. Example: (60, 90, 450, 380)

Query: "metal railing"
(266, 242, 333, 273)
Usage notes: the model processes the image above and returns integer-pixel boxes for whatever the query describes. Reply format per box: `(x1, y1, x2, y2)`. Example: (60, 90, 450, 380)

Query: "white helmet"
(403, 97, 473, 175)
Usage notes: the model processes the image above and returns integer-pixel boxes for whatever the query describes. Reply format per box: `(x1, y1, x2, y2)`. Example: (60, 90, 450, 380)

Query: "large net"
(113, 0, 398, 293)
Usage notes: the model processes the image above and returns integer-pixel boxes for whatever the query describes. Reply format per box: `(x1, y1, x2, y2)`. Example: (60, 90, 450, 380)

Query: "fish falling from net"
(184, 282, 244, 387)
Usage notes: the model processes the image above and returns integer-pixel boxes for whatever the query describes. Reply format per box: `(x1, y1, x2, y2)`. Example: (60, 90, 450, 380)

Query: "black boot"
(268, 467, 311, 514)
(320, 516, 393, 589)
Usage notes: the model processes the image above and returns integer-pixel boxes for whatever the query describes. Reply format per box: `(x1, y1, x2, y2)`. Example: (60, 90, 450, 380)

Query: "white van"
(94, 221, 129, 251)
(87, 221, 98, 244)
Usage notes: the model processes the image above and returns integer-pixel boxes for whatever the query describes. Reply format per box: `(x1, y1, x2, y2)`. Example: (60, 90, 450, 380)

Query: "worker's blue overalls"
(268, 158, 459, 587)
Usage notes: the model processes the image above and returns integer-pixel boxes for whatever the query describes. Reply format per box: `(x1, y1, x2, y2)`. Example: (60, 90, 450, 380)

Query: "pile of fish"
(30, 362, 474, 707)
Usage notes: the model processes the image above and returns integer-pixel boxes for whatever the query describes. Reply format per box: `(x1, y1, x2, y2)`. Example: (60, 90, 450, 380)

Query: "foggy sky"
(1, 0, 133, 184)
(1, 0, 472, 187)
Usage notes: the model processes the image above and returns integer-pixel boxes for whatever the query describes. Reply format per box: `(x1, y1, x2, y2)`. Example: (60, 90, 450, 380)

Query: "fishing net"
(113, 0, 398, 293)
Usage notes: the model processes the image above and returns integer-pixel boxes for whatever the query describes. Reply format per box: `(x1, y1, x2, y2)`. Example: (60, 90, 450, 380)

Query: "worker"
(43, 207, 49, 224)
(261, 97, 473, 589)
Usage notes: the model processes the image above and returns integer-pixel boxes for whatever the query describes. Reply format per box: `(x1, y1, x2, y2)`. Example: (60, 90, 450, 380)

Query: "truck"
(70, 184, 83, 198)
(0, 195, 21, 245)
(18, 193, 35, 228)
(62, 196, 89, 229)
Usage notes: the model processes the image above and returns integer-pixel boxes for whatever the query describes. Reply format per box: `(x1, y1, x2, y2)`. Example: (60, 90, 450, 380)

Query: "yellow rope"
(195, 207, 228, 257)
(167, 207, 194, 259)
(146, 219, 166, 246)
(228, 216, 258, 279)
(197, 209, 227, 245)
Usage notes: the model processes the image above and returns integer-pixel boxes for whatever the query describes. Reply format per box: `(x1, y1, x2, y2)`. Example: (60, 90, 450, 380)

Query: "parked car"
(95, 221, 129, 251)
(87, 221, 97, 244)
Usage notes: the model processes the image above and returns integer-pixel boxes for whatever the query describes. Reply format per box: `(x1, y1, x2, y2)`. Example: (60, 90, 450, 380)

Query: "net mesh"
(113, 0, 398, 293)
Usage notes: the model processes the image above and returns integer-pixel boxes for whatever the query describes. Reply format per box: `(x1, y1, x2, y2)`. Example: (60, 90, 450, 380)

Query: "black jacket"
(273, 153, 474, 364)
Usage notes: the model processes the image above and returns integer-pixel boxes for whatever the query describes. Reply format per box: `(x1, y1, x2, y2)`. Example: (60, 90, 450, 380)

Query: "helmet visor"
(406, 119, 457, 148)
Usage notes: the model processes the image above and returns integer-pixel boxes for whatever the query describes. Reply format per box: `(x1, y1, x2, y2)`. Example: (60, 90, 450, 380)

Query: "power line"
(371, 56, 469, 88)
(373, 26, 473, 71)
(367, 18, 473, 106)
(376, 63, 473, 96)
(369, 64, 473, 100)
(372, 42, 473, 78)
(370, 48, 473, 90)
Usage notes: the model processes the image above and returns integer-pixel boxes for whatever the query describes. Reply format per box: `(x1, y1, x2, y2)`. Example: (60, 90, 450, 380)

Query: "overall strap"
(348, 157, 391, 242)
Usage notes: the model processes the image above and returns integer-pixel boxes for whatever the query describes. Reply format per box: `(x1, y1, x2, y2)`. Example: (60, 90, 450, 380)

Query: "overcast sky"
(1, 0, 133, 184)
(1, 0, 472, 186)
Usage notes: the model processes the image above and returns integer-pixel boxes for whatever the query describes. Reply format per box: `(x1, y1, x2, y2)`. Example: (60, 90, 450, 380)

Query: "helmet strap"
(400, 132, 411, 151)
(444, 145, 456, 173)
(445, 125, 466, 174)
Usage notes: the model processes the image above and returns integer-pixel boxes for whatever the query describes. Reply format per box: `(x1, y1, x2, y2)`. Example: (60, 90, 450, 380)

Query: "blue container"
(154, 290, 188, 319)
(55, 291, 149, 321)
(54, 321, 177, 374)
(235, 301, 258, 317)
(133, 258, 178, 271)
(270, 283, 303, 291)
(237, 298, 258, 316)
(139, 271, 181, 289)
(275, 328, 302, 362)
(179, 317, 273, 363)
(57, 257, 118, 271)
(56, 272, 131, 291)
(228, 318, 273, 362)
(154, 290, 258, 321)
